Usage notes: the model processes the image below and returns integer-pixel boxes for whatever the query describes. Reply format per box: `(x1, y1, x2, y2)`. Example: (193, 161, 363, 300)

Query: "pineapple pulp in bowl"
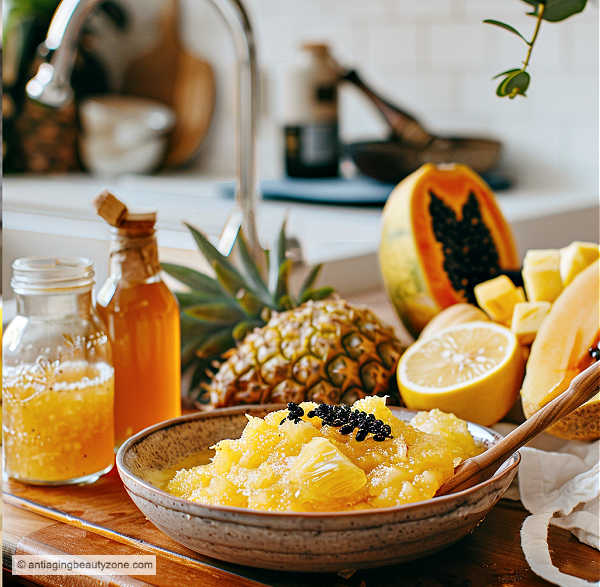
(116, 400, 520, 572)
(167, 397, 484, 511)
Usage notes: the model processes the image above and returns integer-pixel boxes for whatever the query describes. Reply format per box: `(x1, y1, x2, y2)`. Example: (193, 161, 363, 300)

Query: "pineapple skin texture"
(208, 299, 407, 407)
(167, 397, 483, 512)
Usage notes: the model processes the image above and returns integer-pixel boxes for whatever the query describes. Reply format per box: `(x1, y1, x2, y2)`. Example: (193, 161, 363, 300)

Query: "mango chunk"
(522, 249, 563, 302)
(474, 275, 525, 324)
(510, 301, 551, 345)
(559, 242, 600, 286)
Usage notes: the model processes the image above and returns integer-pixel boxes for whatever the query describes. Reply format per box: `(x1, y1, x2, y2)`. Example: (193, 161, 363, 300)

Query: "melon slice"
(522, 249, 563, 302)
(511, 301, 551, 345)
(520, 260, 600, 440)
(474, 275, 525, 324)
(559, 241, 599, 286)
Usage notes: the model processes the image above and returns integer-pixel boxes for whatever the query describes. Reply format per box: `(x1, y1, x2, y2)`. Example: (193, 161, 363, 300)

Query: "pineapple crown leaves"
(161, 221, 334, 402)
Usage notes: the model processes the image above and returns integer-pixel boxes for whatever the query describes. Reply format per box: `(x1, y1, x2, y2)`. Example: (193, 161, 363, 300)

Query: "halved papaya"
(379, 163, 519, 336)
(521, 260, 600, 440)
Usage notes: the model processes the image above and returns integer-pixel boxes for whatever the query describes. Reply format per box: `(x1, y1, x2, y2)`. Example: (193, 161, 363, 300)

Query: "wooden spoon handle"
(437, 360, 600, 496)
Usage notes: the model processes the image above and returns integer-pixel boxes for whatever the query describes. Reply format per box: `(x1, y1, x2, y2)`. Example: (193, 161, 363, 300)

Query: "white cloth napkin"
(494, 423, 600, 587)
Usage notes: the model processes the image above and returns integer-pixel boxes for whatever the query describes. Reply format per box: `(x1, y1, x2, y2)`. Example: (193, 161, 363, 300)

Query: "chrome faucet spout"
(26, 0, 261, 263)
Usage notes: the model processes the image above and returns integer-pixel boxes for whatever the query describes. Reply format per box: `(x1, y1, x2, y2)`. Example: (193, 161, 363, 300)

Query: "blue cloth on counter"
(220, 173, 512, 206)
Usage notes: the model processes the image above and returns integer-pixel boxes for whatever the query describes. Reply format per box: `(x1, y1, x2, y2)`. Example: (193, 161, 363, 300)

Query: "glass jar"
(2, 257, 114, 485)
(96, 219, 180, 448)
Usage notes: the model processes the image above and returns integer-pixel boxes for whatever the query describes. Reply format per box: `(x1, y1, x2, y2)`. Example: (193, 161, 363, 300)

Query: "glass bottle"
(2, 257, 114, 485)
(283, 43, 340, 178)
(96, 215, 180, 448)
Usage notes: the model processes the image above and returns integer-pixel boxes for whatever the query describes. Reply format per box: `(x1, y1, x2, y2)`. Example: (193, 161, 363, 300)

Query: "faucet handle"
(26, 62, 74, 107)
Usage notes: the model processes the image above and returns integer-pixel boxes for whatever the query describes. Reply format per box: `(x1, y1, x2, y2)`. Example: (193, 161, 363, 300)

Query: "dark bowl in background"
(348, 137, 502, 184)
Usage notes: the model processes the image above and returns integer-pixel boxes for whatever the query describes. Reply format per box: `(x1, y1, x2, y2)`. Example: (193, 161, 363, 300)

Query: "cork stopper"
(94, 190, 157, 232)
(94, 190, 127, 227)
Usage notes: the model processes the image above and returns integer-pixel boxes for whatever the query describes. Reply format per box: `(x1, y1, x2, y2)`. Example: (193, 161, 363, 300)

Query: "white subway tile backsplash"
(567, 20, 599, 70)
(527, 72, 598, 115)
(564, 121, 600, 192)
(368, 24, 419, 71)
(430, 24, 488, 70)
(389, 0, 454, 18)
(111, 0, 597, 193)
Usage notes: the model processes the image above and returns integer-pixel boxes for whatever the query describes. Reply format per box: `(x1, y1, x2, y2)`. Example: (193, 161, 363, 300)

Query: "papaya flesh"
(521, 260, 600, 441)
(379, 163, 519, 337)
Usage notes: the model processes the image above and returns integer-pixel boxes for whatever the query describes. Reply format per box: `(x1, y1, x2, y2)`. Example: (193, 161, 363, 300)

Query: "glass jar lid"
(11, 257, 95, 294)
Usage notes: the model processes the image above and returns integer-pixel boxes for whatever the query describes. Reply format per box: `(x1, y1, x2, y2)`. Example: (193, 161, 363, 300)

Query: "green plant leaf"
(492, 68, 522, 79)
(195, 328, 235, 358)
(277, 294, 295, 311)
(211, 262, 267, 315)
(184, 222, 246, 285)
(160, 263, 222, 295)
(496, 69, 529, 97)
(184, 303, 245, 324)
(232, 320, 263, 341)
(175, 291, 232, 308)
(180, 311, 217, 337)
(240, 291, 264, 317)
(235, 229, 271, 300)
(268, 221, 289, 303)
(483, 19, 529, 43)
(521, 0, 587, 22)
(505, 70, 531, 97)
(274, 258, 292, 309)
(181, 333, 211, 365)
(299, 286, 335, 303)
(299, 264, 323, 298)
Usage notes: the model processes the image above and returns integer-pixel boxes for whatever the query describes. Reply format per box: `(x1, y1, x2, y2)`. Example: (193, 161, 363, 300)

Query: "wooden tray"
(4, 467, 600, 586)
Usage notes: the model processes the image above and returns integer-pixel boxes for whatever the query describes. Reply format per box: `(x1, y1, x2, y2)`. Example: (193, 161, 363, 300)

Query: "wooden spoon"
(437, 360, 600, 496)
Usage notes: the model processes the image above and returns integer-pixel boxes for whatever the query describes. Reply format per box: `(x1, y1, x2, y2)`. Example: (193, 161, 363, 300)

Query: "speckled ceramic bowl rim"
(116, 404, 521, 519)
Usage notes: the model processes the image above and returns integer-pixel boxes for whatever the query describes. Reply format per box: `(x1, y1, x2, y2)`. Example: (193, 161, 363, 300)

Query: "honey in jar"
(96, 213, 180, 447)
(2, 257, 114, 484)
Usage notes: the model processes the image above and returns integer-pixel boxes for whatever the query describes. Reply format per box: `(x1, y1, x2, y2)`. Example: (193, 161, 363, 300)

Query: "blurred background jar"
(96, 212, 181, 448)
(283, 42, 340, 178)
(2, 257, 114, 485)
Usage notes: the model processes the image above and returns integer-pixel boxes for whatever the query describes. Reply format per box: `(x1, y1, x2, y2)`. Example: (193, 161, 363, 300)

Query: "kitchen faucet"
(26, 0, 261, 264)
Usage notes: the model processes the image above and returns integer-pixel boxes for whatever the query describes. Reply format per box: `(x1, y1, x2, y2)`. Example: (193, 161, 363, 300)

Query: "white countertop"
(4, 173, 599, 264)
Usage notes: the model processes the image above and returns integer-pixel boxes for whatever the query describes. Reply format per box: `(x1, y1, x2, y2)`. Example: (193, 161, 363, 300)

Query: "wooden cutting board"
(4, 468, 600, 586)
(122, 0, 215, 168)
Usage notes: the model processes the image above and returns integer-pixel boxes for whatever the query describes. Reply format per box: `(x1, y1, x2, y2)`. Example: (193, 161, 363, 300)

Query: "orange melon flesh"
(520, 260, 600, 440)
(379, 163, 519, 337)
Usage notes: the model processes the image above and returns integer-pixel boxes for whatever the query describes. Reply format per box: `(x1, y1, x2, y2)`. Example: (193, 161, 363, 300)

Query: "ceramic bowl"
(116, 405, 520, 573)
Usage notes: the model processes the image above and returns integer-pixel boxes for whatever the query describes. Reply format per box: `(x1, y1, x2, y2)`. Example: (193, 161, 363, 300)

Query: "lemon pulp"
(398, 321, 523, 425)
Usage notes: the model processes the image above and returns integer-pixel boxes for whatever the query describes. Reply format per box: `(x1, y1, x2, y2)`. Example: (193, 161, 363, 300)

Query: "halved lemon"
(397, 321, 524, 426)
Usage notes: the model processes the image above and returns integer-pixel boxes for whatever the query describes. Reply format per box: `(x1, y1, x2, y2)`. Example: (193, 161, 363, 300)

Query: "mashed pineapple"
(167, 397, 483, 512)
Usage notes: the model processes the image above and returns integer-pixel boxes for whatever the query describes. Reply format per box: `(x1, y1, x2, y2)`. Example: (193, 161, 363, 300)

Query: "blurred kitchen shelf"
(4, 174, 599, 303)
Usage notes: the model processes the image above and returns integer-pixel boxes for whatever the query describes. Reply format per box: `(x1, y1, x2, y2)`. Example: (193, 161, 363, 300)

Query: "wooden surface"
(4, 456, 600, 586)
(3, 290, 599, 585)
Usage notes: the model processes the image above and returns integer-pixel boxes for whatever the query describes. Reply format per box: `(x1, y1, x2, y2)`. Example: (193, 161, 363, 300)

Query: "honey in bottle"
(96, 212, 180, 447)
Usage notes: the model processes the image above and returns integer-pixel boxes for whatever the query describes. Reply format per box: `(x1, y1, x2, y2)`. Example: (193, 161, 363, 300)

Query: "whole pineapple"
(162, 222, 405, 407)
(209, 297, 405, 407)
